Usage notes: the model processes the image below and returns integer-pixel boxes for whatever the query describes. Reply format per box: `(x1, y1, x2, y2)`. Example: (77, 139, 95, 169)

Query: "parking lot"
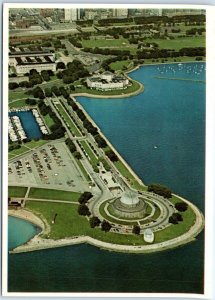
(8, 142, 89, 193)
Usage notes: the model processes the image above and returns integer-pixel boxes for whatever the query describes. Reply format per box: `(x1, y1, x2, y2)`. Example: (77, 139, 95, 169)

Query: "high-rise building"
(64, 9, 80, 21)
(113, 9, 128, 18)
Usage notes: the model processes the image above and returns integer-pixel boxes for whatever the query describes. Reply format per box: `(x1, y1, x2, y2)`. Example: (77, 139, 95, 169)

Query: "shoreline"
(72, 96, 145, 187)
(8, 209, 44, 231)
(126, 60, 206, 74)
(8, 61, 205, 255)
(9, 193, 204, 255)
(72, 79, 144, 99)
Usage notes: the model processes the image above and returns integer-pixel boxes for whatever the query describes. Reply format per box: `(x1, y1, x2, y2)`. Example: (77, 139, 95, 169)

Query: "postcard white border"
(2, 3, 215, 299)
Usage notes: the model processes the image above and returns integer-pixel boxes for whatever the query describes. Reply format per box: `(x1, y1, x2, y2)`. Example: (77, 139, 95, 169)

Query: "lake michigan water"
(8, 63, 205, 293)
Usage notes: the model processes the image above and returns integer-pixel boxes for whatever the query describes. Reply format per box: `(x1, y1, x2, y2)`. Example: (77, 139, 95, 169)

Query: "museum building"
(9, 46, 56, 74)
(86, 71, 129, 90)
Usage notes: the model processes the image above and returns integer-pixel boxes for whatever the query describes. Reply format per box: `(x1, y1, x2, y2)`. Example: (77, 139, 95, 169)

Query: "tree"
(101, 220, 112, 232)
(65, 138, 77, 153)
(32, 86, 45, 99)
(105, 149, 118, 162)
(78, 191, 93, 204)
(63, 75, 74, 84)
(175, 202, 188, 212)
(148, 184, 172, 198)
(70, 84, 75, 91)
(26, 98, 37, 105)
(9, 82, 19, 90)
(78, 204, 91, 216)
(45, 87, 52, 98)
(41, 70, 50, 82)
(89, 216, 101, 228)
(51, 86, 61, 96)
(73, 151, 82, 160)
(132, 225, 140, 235)
(56, 61, 66, 70)
(64, 50, 69, 56)
(169, 212, 183, 224)
(95, 134, 107, 148)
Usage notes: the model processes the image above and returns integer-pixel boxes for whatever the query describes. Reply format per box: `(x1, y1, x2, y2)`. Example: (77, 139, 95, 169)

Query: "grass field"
(9, 91, 28, 102)
(43, 114, 55, 129)
(114, 160, 146, 191)
(176, 24, 205, 35)
(55, 102, 82, 137)
(75, 158, 90, 181)
(80, 141, 98, 165)
(9, 140, 47, 160)
(25, 194, 198, 246)
(28, 188, 81, 202)
(155, 208, 196, 243)
(82, 38, 129, 48)
(25, 201, 148, 244)
(110, 60, 132, 71)
(146, 35, 205, 50)
(9, 99, 28, 109)
(8, 186, 27, 197)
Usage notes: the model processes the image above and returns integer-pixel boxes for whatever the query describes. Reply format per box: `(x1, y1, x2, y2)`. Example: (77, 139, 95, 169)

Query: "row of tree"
(186, 27, 205, 36)
(82, 47, 130, 57)
(136, 47, 205, 60)
(37, 100, 66, 140)
(77, 192, 112, 232)
(148, 184, 172, 198)
(65, 138, 82, 160)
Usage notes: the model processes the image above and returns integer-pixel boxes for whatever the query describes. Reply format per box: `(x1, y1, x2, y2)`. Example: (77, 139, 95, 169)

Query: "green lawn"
(114, 160, 146, 191)
(80, 141, 98, 165)
(155, 208, 196, 243)
(43, 114, 55, 129)
(8, 186, 27, 197)
(9, 91, 28, 102)
(82, 38, 129, 48)
(154, 196, 197, 243)
(40, 78, 63, 89)
(28, 188, 81, 202)
(177, 24, 206, 35)
(75, 158, 90, 181)
(55, 102, 82, 137)
(25, 195, 198, 246)
(9, 140, 47, 160)
(25, 201, 148, 244)
(9, 99, 28, 109)
(146, 35, 205, 50)
(110, 60, 132, 71)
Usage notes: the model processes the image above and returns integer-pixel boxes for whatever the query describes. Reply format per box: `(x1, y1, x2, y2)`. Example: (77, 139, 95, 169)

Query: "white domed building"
(111, 190, 146, 219)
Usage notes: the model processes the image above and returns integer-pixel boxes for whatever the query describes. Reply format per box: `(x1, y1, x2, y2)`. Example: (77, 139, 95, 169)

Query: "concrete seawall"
(10, 199, 204, 254)
(71, 96, 145, 188)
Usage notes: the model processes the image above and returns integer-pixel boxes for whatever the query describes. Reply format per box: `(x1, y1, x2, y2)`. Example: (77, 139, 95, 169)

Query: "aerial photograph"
(6, 5, 206, 295)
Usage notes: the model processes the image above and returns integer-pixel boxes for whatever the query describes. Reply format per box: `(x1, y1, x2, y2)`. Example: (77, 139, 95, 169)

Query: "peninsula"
(8, 8, 205, 255)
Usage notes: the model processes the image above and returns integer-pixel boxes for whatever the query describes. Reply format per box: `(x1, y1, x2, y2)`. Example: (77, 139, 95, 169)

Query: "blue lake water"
(9, 110, 43, 139)
(8, 63, 205, 293)
(8, 216, 40, 251)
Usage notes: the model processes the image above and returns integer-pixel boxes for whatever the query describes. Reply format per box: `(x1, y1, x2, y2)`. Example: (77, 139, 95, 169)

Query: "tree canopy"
(148, 184, 172, 198)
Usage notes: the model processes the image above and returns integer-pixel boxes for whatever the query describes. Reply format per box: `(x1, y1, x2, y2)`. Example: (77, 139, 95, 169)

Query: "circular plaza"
(92, 190, 177, 235)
